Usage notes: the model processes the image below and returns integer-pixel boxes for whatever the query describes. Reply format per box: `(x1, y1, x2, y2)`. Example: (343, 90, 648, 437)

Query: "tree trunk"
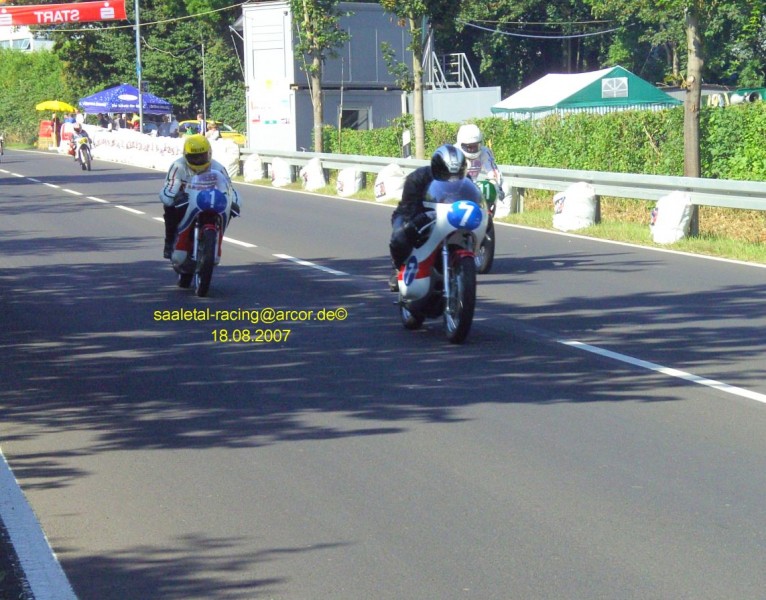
(684, 8, 702, 178)
(311, 55, 324, 153)
(684, 6, 703, 235)
(410, 17, 426, 159)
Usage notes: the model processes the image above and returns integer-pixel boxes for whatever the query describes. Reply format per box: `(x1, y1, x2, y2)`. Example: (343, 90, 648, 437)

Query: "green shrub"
(320, 103, 766, 182)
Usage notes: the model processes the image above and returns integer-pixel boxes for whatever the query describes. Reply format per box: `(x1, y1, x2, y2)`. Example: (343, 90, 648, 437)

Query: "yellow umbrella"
(35, 100, 77, 113)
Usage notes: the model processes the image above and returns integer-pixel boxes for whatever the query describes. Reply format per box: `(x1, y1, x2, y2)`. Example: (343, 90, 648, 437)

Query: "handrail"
(240, 148, 766, 212)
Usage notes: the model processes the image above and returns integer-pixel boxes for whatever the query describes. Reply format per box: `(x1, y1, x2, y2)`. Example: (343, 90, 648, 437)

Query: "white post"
(135, 0, 143, 131)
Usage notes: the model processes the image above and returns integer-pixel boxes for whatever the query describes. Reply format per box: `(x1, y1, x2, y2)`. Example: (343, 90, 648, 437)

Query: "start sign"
(0, 1, 127, 26)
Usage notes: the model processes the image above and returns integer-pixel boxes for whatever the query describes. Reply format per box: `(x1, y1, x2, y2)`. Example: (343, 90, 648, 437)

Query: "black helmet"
(431, 144, 467, 181)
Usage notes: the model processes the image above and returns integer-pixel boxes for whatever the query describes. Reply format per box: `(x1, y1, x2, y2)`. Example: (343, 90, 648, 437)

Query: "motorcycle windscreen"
(425, 178, 482, 204)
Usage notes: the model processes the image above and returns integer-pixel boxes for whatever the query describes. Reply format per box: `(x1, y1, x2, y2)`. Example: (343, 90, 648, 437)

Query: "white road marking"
(274, 253, 349, 276)
(224, 236, 257, 248)
(561, 340, 766, 404)
(62, 189, 82, 196)
(87, 196, 109, 203)
(0, 449, 78, 600)
(115, 205, 144, 215)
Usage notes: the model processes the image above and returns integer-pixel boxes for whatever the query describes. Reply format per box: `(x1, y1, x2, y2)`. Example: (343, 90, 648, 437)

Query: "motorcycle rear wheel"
(195, 228, 217, 297)
(476, 217, 495, 274)
(444, 254, 476, 344)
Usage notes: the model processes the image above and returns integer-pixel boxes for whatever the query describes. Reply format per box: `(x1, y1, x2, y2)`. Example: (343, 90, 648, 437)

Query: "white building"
(0, 25, 54, 51)
(238, 0, 500, 152)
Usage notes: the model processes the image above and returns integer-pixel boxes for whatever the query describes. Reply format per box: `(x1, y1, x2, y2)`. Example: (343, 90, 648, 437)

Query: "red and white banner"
(0, 1, 127, 26)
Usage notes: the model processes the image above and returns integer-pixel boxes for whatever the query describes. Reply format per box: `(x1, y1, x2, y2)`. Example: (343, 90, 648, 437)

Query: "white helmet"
(457, 123, 483, 159)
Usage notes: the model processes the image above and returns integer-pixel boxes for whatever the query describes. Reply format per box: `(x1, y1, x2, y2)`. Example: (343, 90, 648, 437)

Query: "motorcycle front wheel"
(195, 228, 217, 297)
(476, 216, 495, 274)
(444, 254, 476, 344)
(80, 146, 92, 171)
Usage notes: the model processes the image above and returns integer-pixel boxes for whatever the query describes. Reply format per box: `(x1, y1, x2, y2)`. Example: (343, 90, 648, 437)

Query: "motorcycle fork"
(441, 242, 450, 302)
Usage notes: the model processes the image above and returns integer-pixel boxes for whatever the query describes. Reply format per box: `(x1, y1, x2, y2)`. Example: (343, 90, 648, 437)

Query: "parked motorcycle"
(474, 178, 499, 274)
(69, 136, 92, 171)
(171, 170, 234, 297)
(395, 177, 488, 344)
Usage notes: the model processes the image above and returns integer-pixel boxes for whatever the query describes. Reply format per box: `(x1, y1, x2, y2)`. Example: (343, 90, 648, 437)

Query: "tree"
(21, 0, 245, 127)
(290, 0, 350, 153)
(380, 0, 460, 159)
(585, 0, 701, 177)
(461, 1, 605, 88)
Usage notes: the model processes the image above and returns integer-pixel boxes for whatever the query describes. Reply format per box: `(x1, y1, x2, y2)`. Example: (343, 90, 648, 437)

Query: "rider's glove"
(231, 201, 241, 218)
(404, 212, 433, 246)
(412, 211, 433, 229)
(173, 192, 189, 208)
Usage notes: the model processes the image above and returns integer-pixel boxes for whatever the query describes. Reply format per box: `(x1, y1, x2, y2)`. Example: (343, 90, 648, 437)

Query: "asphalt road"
(2, 149, 766, 599)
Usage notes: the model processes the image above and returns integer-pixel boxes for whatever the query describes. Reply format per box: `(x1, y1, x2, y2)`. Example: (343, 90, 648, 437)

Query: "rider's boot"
(163, 206, 181, 259)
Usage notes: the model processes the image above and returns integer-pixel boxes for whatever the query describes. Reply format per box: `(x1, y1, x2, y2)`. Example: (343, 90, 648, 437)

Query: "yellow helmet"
(183, 134, 211, 173)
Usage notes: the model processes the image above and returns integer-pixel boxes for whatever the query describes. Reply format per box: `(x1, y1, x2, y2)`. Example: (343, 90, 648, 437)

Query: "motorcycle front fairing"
(172, 171, 232, 269)
(425, 178, 488, 254)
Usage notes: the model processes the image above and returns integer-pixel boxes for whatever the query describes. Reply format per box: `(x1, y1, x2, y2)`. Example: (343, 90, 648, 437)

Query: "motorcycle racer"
(388, 144, 468, 290)
(456, 123, 504, 200)
(70, 123, 91, 158)
(159, 134, 240, 259)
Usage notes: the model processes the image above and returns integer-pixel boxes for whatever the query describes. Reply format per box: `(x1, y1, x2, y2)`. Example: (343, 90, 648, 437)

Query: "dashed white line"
(224, 236, 257, 248)
(273, 253, 349, 276)
(560, 340, 766, 404)
(115, 205, 144, 215)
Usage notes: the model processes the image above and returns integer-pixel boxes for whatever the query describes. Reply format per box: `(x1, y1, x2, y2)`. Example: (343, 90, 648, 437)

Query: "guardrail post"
(510, 187, 525, 213)
(689, 205, 699, 236)
(594, 195, 601, 224)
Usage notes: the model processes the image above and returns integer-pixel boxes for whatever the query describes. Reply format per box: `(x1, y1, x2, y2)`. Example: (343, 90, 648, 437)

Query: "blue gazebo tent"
(79, 83, 173, 115)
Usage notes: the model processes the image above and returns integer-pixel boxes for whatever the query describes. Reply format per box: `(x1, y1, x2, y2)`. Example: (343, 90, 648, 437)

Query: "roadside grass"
(243, 175, 766, 265)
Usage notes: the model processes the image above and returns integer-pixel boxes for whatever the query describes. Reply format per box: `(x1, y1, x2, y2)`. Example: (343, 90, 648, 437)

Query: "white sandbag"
(374, 163, 406, 202)
(552, 182, 597, 232)
(211, 138, 240, 178)
(494, 181, 512, 218)
(242, 153, 266, 182)
(271, 157, 293, 188)
(336, 168, 364, 197)
(650, 191, 693, 244)
(299, 157, 327, 191)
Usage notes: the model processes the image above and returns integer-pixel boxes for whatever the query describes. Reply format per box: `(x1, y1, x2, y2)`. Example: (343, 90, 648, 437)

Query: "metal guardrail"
(240, 148, 766, 212)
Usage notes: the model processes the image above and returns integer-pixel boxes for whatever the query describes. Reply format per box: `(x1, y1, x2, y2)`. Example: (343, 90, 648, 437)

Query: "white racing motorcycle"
(474, 178, 499, 274)
(171, 170, 234, 297)
(395, 177, 488, 344)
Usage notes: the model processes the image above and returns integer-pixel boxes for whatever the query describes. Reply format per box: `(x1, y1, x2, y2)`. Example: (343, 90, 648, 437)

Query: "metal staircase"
(423, 32, 479, 89)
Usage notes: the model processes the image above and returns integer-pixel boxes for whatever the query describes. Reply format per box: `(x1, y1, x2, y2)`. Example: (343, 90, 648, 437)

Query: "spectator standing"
(205, 122, 221, 141)
(50, 113, 61, 148)
(196, 112, 206, 135)
(158, 114, 171, 137)
(168, 115, 180, 138)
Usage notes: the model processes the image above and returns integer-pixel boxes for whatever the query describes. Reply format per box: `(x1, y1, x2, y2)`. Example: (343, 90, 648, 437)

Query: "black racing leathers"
(389, 166, 434, 267)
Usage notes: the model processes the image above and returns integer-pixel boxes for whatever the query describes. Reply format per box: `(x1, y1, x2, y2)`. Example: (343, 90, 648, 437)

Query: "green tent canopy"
(491, 66, 681, 119)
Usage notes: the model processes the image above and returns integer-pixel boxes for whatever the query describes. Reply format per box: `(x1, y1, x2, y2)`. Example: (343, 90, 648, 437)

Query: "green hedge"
(0, 49, 76, 145)
(323, 103, 766, 182)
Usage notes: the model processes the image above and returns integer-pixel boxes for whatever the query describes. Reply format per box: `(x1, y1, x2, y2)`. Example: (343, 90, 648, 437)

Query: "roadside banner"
(0, 1, 127, 26)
